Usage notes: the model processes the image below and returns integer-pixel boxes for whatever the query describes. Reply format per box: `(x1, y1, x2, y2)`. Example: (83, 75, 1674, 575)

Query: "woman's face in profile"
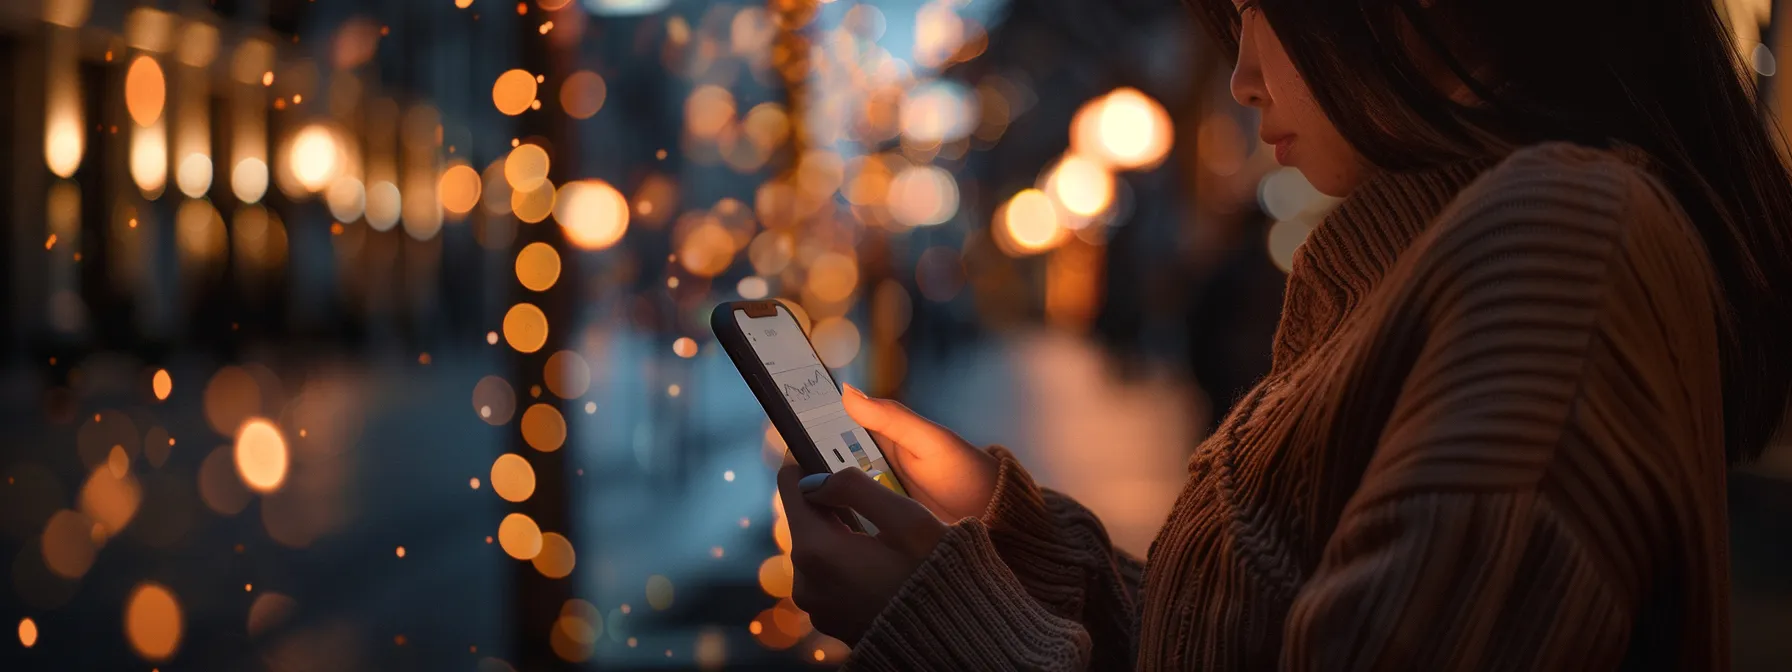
(1230, 1, 1371, 197)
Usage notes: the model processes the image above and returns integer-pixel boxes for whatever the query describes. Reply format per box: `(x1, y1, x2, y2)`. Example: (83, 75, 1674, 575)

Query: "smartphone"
(711, 301, 909, 528)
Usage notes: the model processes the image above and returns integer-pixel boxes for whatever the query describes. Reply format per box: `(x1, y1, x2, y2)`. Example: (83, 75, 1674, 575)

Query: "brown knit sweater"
(845, 143, 1732, 670)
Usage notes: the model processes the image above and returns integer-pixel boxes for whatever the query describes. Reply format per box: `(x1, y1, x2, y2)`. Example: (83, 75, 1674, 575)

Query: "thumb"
(803, 468, 937, 551)
(840, 385, 960, 455)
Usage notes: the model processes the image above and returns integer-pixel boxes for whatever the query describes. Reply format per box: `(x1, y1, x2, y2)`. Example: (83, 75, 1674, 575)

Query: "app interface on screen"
(735, 308, 907, 497)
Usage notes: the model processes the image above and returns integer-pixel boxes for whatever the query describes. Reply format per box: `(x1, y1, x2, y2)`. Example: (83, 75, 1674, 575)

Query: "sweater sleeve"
(1283, 146, 1714, 669)
(843, 448, 1142, 671)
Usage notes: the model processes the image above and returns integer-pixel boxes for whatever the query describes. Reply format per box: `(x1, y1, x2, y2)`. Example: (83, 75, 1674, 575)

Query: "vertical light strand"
(44, 28, 83, 179)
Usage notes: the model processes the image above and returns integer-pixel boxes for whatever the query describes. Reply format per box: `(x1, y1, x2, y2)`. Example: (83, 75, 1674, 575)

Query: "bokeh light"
(198, 446, 251, 515)
(79, 465, 141, 536)
(504, 144, 550, 192)
(1044, 154, 1115, 220)
(40, 509, 97, 579)
(1071, 88, 1174, 171)
(124, 582, 182, 661)
(366, 180, 402, 231)
(672, 337, 699, 358)
(289, 125, 341, 192)
(326, 176, 366, 222)
(807, 252, 859, 303)
(129, 124, 167, 196)
(492, 69, 539, 116)
(472, 375, 517, 425)
(997, 188, 1068, 255)
(686, 85, 736, 138)
(232, 158, 270, 204)
(887, 165, 959, 227)
(677, 219, 737, 277)
(503, 303, 549, 353)
(234, 419, 289, 493)
(532, 532, 576, 578)
(511, 182, 557, 224)
(124, 55, 166, 127)
(647, 574, 675, 610)
(490, 454, 536, 503)
(176, 154, 212, 199)
(551, 599, 601, 663)
(810, 318, 862, 368)
(515, 242, 561, 292)
(757, 554, 793, 597)
(18, 618, 36, 648)
(520, 404, 567, 452)
(440, 162, 484, 216)
(555, 180, 630, 250)
(498, 512, 543, 560)
(246, 592, 295, 637)
(203, 366, 262, 436)
(560, 71, 607, 120)
(544, 350, 591, 399)
(151, 369, 172, 401)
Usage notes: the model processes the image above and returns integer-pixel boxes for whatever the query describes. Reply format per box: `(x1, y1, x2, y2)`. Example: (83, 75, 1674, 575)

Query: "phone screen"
(734, 307, 908, 497)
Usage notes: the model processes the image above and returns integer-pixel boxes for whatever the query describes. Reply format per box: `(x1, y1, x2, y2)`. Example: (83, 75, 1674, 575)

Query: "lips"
(1262, 133, 1294, 165)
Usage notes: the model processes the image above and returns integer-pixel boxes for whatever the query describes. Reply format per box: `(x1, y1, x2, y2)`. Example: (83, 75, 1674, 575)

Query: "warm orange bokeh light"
(685, 85, 736, 138)
(554, 180, 630, 250)
(1071, 88, 1174, 171)
(125, 582, 182, 662)
(532, 532, 576, 578)
(757, 555, 793, 597)
(672, 337, 698, 358)
(1044, 154, 1115, 219)
(511, 183, 557, 224)
(504, 143, 550, 192)
(234, 418, 288, 493)
(677, 220, 736, 277)
(18, 618, 37, 648)
(502, 303, 549, 353)
(41, 509, 97, 579)
(492, 69, 538, 116)
(498, 512, 544, 560)
(806, 252, 859, 303)
(152, 369, 172, 401)
(544, 350, 591, 399)
(289, 125, 340, 193)
(80, 465, 142, 536)
(998, 188, 1068, 255)
(520, 403, 567, 452)
(440, 163, 483, 216)
(125, 55, 166, 127)
(560, 71, 607, 120)
(515, 242, 561, 292)
(490, 454, 537, 503)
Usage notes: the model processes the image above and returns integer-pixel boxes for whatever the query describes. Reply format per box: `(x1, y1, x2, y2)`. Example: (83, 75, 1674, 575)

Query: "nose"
(1230, 34, 1266, 109)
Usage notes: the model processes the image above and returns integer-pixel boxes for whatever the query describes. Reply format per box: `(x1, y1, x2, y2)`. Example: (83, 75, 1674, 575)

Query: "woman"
(778, 0, 1792, 668)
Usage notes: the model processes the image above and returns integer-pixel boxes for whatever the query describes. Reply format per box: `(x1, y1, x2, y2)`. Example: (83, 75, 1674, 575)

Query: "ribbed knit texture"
(843, 143, 1732, 670)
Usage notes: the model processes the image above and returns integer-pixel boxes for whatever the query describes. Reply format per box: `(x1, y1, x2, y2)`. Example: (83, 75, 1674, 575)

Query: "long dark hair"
(1190, 0, 1792, 463)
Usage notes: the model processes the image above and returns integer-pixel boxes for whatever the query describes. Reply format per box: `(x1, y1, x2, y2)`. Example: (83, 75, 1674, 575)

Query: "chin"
(1295, 166, 1359, 199)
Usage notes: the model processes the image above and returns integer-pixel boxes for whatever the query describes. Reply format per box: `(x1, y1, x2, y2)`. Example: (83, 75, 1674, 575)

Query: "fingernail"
(843, 383, 869, 399)
(798, 473, 830, 493)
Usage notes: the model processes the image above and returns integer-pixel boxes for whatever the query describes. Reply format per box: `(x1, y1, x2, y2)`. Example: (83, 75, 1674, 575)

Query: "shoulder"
(1405, 143, 1706, 317)
(1433, 142, 1691, 255)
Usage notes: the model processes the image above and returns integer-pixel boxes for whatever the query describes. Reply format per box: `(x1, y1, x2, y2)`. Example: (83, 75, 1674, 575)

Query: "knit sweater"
(845, 143, 1732, 670)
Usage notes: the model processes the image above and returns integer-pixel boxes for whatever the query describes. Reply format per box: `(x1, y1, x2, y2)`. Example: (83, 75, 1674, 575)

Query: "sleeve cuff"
(845, 518, 1090, 672)
(977, 446, 1117, 616)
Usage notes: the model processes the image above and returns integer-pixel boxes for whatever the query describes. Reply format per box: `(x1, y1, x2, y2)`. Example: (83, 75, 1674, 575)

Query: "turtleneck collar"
(1271, 157, 1501, 367)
